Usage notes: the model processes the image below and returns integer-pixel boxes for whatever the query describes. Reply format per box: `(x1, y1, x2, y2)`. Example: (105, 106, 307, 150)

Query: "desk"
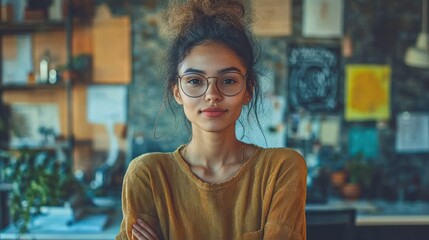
(0, 207, 122, 240)
(306, 198, 429, 226)
(306, 199, 429, 240)
(3, 199, 429, 239)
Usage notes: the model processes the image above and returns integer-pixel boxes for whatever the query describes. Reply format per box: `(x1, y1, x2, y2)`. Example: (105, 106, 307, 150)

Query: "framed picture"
(288, 45, 340, 112)
(10, 103, 60, 147)
(395, 112, 429, 153)
(345, 64, 391, 121)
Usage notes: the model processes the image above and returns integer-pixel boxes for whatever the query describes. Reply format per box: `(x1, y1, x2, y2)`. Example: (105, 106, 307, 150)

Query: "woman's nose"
(204, 79, 223, 102)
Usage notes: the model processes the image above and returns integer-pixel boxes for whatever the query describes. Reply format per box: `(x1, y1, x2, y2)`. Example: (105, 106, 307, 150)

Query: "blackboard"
(288, 45, 340, 112)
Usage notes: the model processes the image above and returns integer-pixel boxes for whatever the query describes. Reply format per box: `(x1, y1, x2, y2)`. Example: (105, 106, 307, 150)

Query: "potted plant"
(328, 152, 347, 189)
(342, 153, 375, 200)
(1, 149, 75, 233)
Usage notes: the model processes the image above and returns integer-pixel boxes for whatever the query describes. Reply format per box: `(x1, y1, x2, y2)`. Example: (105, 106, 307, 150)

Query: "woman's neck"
(182, 128, 241, 170)
(182, 138, 245, 184)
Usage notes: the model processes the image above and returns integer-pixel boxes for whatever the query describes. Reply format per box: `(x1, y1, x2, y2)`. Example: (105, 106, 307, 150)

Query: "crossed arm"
(131, 218, 160, 240)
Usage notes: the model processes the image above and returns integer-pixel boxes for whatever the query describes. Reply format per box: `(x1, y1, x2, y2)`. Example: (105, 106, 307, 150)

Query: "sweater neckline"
(172, 144, 262, 190)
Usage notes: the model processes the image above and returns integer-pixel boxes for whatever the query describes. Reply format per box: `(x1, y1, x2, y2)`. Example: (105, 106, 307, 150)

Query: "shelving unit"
(1, 0, 132, 190)
(0, 5, 74, 160)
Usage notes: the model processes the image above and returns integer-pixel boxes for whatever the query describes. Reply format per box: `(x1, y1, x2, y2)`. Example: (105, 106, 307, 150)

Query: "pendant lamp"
(404, 0, 429, 68)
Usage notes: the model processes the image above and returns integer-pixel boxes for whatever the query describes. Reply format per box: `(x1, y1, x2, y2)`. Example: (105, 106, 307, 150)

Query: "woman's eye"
(188, 78, 202, 85)
(223, 78, 236, 85)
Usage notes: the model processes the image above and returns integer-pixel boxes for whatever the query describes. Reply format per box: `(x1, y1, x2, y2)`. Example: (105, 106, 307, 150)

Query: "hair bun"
(165, 0, 250, 39)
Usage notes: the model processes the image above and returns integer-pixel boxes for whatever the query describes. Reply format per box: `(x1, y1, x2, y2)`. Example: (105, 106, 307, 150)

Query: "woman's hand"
(132, 218, 160, 240)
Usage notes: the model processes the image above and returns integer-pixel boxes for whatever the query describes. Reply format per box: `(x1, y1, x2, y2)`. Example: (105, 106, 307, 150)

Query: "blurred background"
(0, 0, 429, 239)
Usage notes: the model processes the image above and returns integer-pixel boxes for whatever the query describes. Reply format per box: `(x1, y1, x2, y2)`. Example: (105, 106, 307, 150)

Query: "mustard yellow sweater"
(116, 145, 307, 240)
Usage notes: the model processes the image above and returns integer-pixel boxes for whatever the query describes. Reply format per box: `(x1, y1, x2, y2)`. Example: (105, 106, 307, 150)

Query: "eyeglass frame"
(177, 71, 248, 98)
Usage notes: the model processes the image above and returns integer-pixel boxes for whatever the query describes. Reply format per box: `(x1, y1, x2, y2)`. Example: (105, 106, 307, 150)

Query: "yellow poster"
(345, 65, 391, 121)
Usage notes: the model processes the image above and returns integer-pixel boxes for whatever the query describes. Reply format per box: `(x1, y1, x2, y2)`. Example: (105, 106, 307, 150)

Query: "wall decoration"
(87, 85, 128, 124)
(345, 64, 391, 121)
(303, 0, 344, 37)
(286, 111, 322, 156)
(286, 112, 341, 156)
(287, 112, 317, 141)
(319, 115, 341, 148)
(396, 112, 429, 153)
(237, 95, 287, 148)
(251, 0, 292, 36)
(1, 35, 33, 85)
(288, 45, 340, 112)
(9, 103, 60, 147)
(348, 126, 379, 159)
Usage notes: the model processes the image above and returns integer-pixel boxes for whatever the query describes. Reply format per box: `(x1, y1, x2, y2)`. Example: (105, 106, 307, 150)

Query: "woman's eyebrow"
(218, 67, 243, 74)
(183, 68, 205, 74)
(183, 67, 243, 75)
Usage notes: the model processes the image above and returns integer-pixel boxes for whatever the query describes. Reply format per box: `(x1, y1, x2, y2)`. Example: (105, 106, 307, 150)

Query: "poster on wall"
(319, 115, 341, 148)
(287, 112, 319, 141)
(288, 45, 340, 112)
(396, 112, 429, 153)
(87, 85, 128, 124)
(2, 35, 33, 85)
(286, 113, 341, 153)
(251, 0, 292, 36)
(9, 103, 60, 147)
(345, 64, 391, 121)
(303, 0, 344, 37)
(348, 126, 379, 159)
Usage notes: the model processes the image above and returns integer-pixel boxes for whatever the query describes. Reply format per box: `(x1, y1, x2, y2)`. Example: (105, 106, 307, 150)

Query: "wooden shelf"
(0, 83, 69, 91)
(0, 21, 66, 34)
(2, 143, 71, 153)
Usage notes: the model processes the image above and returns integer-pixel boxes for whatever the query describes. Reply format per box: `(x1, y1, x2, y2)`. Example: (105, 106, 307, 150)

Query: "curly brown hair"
(161, 0, 263, 138)
(165, 0, 250, 40)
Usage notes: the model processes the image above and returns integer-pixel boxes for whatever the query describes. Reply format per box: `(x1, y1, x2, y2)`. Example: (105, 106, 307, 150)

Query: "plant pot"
(330, 170, 346, 188)
(341, 183, 361, 200)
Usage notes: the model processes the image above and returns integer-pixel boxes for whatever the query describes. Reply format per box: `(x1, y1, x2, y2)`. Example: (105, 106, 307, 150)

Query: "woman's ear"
(244, 81, 254, 105)
(243, 88, 253, 105)
(173, 85, 183, 105)
(243, 94, 251, 105)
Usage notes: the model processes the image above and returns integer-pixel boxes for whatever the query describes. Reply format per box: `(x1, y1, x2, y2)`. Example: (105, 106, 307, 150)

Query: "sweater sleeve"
(116, 157, 162, 240)
(263, 149, 307, 240)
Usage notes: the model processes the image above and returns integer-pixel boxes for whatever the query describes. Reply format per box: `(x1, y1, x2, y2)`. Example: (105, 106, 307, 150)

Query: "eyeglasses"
(178, 72, 246, 98)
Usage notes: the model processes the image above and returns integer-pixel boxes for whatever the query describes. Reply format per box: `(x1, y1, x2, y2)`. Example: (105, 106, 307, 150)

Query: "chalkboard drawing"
(288, 46, 339, 112)
(345, 65, 391, 121)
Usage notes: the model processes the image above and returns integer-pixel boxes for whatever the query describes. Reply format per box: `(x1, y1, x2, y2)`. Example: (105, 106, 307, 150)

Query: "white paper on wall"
(87, 85, 128, 124)
(320, 116, 340, 147)
(303, 0, 344, 37)
(396, 112, 429, 153)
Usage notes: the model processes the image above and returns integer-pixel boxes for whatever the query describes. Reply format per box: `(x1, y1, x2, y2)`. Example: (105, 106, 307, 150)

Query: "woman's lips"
(201, 107, 227, 117)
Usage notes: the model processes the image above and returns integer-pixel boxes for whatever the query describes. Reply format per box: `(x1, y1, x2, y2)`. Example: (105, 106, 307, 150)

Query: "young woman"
(116, 0, 307, 239)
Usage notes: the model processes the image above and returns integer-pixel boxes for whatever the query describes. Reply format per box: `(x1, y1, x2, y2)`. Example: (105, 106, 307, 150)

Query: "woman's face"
(173, 42, 251, 134)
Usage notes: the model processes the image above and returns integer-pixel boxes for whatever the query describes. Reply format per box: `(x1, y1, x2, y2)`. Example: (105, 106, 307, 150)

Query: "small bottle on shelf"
(38, 50, 51, 84)
(37, 49, 56, 84)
